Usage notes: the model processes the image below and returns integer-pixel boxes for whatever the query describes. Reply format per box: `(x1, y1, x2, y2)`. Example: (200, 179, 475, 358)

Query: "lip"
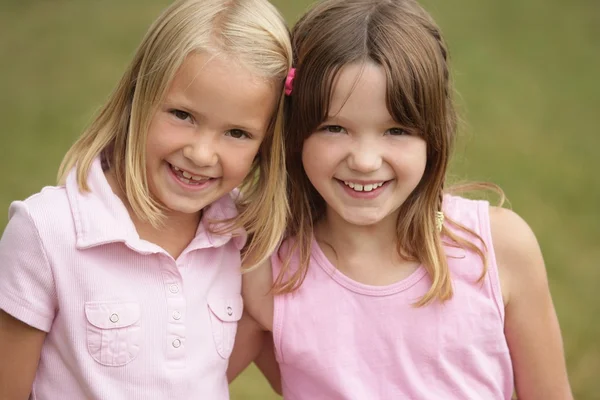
(167, 162, 216, 191)
(336, 178, 389, 199)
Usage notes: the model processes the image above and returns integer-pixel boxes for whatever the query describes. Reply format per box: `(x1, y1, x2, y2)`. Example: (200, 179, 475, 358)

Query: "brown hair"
(275, 0, 496, 305)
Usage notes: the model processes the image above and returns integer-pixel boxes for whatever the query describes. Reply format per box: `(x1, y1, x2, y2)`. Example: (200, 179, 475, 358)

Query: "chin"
(160, 198, 210, 216)
(339, 211, 388, 227)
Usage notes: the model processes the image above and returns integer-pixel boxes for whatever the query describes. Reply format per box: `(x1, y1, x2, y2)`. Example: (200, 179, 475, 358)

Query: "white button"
(226, 306, 233, 316)
(172, 339, 182, 348)
(169, 284, 179, 294)
(172, 311, 182, 320)
(109, 313, 119, 323)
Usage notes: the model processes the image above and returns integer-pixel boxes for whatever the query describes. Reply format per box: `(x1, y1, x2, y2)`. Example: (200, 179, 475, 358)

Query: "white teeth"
(343, 181, 385, 192)
(171, 164, 209, 182)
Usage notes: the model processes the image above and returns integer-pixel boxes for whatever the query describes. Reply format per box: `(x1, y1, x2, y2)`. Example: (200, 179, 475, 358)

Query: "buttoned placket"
(161, 254, 187, 369)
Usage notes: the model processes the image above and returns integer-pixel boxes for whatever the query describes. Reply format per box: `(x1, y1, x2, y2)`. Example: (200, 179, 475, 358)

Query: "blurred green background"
(0, 0, 598, 398)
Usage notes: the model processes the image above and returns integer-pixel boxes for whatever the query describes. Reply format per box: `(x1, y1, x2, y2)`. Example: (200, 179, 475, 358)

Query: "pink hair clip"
(285, 68, 296, 96)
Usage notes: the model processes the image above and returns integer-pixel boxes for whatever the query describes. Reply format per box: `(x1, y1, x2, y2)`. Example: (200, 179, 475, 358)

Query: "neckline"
(310, 237, 428, 297)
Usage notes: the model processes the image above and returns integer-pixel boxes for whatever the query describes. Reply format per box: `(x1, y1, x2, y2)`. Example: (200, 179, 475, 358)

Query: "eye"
(321, 125, 345, 133)
(387, 127, 408, 136)
(226, 129, 251, 139)
(169, 109, 191, 121)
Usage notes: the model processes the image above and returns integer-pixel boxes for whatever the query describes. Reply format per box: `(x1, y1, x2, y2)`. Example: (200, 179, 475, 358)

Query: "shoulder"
(7, 185, 69, 230)
(3, 186, 77, 269)
(11, 185, 70, 223)
(489, 206, 540, 263)
(10, 185, 74, 238)
(489, 206, 546, 305)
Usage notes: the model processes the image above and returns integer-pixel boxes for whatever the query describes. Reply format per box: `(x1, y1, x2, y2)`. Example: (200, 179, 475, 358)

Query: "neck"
(105, 169, 201, 259)
(133, 211, 201, 259)
(315, 208, 399, 257)
(315, 210, 419, 286)
(313, 207, 420, 286)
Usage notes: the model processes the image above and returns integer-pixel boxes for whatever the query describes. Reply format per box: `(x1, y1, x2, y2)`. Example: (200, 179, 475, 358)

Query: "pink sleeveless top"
(272, 196, 513, 399)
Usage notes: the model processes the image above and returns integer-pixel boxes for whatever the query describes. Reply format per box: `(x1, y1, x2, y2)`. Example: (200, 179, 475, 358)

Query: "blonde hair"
(58, 0, 292, 268)
(275, 0, 500, 305)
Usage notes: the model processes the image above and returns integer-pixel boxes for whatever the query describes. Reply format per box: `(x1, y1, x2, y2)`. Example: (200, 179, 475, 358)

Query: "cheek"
(410, 144, 428, 175)
(146, 118, 178, 156)
(302, 137, 336, 173)
(302, 142, 321, 180)
(225, 144, 261, 179)
(394, 140, 427, 176)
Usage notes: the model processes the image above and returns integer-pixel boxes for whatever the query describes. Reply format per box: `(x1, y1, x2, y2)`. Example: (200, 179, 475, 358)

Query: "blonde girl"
(0, 0, 291, 398)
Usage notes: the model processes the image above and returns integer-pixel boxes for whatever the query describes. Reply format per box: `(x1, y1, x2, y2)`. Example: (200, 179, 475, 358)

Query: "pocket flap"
(208, 295, 243, 322)
(85, 301, 140, 329)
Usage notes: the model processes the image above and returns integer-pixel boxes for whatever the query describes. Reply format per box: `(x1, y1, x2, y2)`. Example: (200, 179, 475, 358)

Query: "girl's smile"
(167, 162, 217, 191)
(337, 179, 391, 199)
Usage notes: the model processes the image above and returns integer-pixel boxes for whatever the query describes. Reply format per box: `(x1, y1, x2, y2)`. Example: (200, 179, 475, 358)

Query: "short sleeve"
(0, 201, 57, 332)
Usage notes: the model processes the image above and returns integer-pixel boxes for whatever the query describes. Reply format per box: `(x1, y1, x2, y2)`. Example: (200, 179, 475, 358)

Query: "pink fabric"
(0, 158, 245, 399)
(272, 195, 513, 399)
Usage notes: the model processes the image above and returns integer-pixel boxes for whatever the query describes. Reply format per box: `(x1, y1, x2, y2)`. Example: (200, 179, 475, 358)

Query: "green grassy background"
(1, 0, 598, 398)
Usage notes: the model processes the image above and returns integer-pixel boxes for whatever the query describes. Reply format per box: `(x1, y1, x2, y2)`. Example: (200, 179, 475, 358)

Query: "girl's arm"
(0, 310, 46, 399)
(254, 333, 282, 394)
(227, 255, 279, 380)
(490, 207, 573, 399)
(227, 313, 281, 394)
(228, 258, 279, 391)
(227, 311, 268, 382)
(242, 258, 275, 331)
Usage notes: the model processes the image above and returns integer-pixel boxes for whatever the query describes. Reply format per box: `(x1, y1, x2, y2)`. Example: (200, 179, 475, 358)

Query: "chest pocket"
(85, 301, 141, 366)
(207, 295, 243, 359)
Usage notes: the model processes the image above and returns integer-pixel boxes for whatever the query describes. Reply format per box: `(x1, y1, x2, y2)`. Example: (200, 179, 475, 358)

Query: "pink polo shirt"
(0, 158, 245, 399)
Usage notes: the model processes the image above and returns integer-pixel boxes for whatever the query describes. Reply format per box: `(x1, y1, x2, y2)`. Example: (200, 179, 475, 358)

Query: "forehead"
(328, 62, 391, 120)
(166, 52, 278, 132)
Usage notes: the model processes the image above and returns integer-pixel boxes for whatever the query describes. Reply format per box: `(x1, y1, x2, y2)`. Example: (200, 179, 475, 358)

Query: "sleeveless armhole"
(270, 250, 286, 364)
(476, 200, 505, 323)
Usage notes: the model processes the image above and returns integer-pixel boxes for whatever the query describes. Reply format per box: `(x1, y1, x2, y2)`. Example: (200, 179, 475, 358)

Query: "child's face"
(302, 62, 427, 227)
(145, 52, 278, 217)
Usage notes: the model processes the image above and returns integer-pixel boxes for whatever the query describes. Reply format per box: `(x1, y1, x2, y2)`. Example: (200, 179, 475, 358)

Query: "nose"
(182, 133, 219, 167)
(347, 137, 382, 173)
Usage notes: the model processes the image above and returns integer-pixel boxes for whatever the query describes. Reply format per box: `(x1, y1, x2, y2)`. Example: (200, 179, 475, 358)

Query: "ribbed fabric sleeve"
(0, 200, 57, 332)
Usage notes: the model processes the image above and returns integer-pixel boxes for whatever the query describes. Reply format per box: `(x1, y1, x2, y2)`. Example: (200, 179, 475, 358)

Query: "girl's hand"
(491, 207, 573, 399)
